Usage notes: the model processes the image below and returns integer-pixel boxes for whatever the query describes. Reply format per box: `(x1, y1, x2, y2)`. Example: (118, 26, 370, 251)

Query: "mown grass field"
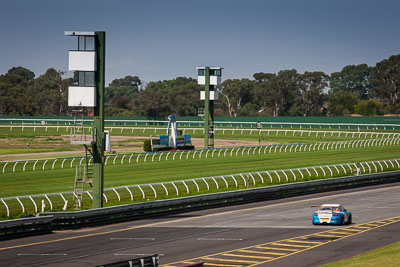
(321, 241, 400, 267)
(1, 123, 399, 263)
(1, 124, 400, 215)
(0, 144, 399, 198)
(1, 124, 397, 158)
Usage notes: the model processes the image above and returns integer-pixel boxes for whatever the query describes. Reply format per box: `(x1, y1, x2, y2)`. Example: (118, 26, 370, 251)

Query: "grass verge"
(321, 241, 400, 267)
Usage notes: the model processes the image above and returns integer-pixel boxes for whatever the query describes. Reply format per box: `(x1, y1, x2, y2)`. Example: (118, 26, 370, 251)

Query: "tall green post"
(209, 83, 215, 148)
(197, 66, 222, 149)
(93, 31, 105, 208)
(65, 30, 106, 209)
(204, 67, 210, 148)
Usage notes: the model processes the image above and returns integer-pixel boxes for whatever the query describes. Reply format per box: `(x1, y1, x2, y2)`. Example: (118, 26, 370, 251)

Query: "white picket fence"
(2, 124, 400, 137)
(0, 158, 398, 217)
(2, 117, 400, 130)
(2, 137, 399, 174)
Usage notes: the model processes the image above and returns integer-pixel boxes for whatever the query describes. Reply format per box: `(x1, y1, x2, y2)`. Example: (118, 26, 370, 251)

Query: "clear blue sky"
(1, 0, 399, 85)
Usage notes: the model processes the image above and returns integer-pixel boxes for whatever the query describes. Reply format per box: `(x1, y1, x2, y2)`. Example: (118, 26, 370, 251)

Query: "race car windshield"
(318, 207, 333, 211)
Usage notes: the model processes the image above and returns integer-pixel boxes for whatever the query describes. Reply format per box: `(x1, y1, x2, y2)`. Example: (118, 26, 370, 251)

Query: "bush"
(354, 99, 381, 116)
(181, 145, 195, 150)
(153, 146, 172, 152)
(143, 140, 151, 152)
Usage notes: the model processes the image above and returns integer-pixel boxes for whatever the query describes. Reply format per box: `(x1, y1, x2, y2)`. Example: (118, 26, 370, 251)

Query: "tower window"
(78, 36, 95, 51)
(210, 69, 221, 76)
(78, 71, 95, 86)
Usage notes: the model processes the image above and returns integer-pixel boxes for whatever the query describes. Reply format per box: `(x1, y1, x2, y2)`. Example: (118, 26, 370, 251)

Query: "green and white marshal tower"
(65, 31, 106, 209)
(196, 66, 223, 149)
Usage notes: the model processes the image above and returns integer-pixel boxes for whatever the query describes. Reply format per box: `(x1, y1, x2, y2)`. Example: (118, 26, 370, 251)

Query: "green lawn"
(1, 124, 395, 141)
(1, 124, 400, 218)
(0, 145, 399, 198)
(321, 241, 400, 267)
(2, 124, 395, 161)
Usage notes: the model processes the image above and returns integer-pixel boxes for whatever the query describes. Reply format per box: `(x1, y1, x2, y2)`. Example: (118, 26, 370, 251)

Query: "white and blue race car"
(312, 204, 352, 225)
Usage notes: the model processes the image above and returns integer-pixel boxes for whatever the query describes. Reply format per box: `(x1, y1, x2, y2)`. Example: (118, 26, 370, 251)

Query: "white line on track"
(110, 237, 155, 240)
(115, 253, 164, 256)
(18, 253, 67, 256)
(263, 226, 337, 229)
(197, 238, 243, 241)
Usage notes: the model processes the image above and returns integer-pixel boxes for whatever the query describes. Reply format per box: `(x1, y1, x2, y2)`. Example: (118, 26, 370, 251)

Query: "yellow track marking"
(238, 249, 287, 256)
(203, 257, 259, 264)
(363, 223, 379, 227)
(270, 242, 310, 248)
(165, 215, 400, 267)
(3, 185, 400, 252)
(312, 234, 342, 238)
(373, 221, 389, 224)
(351, 225, 371, 229)
(338, 228, 363, 232)
(256, 246, 299, 251)
(222, 253, 273, 260)
(324, 231, 350, 235)
(285, 239, 322, 244)
(202, 263, 241, 267)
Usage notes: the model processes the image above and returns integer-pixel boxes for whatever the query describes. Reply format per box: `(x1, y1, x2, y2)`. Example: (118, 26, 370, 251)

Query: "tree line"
(1, 54, 400, 117)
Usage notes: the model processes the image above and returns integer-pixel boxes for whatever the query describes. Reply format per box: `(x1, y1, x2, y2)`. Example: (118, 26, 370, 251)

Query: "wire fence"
(0, 158, 399, 218)
(1, 138, 399, 174)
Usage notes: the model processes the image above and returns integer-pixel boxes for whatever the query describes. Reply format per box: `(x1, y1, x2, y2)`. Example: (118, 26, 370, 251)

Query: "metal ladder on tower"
(70, 105, 95, 145)
(71, 106, 84, 138)
(73, 145, 93, 210)
(198, 108, 205, 120)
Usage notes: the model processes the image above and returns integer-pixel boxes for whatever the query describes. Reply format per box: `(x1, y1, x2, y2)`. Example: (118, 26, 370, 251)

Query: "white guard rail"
(0, 158, 399, 217)
(2, 117, 400, 130)
(1, 137, 400, 174)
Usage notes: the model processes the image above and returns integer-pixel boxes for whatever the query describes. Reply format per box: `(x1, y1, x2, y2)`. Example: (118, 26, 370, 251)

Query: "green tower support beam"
(92, 31, 105, 209)
(204, 67, 210, 148)
(199, 66, 221, 149)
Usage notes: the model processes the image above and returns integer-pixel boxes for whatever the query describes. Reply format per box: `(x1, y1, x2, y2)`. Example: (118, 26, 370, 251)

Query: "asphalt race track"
(1, 182, 400, 267)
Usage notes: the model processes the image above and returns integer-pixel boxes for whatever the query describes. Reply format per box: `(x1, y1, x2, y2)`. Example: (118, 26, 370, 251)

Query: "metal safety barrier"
(1, 171, 399, 239)
(97, 254, 159, 267)
(0, 215, 52, 240)
(38, 170, 400, 229)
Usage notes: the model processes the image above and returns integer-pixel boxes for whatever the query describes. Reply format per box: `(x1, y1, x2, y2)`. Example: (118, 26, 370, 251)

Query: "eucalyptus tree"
(370, 54, 400, 114)
(294, 71, 328, 116)
(327, 91, 358, 115)
(0, 67, 36, 115)
(105, 76, 141, 109)
(132, 77, 201, 117)
(32, 68, 68, 115)
(218, 78, 254, 117)
(330, 64, 372, 99)
(253, 72, 276, 115)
